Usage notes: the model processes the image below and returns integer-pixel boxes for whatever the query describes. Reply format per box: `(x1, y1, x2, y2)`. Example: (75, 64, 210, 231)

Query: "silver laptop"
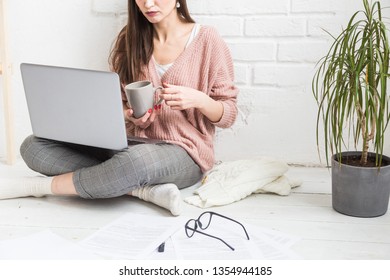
(20, 63, 162, 150)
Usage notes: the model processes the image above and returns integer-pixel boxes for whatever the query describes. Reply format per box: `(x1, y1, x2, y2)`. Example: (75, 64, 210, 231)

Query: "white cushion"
(184, 158, 301, 208)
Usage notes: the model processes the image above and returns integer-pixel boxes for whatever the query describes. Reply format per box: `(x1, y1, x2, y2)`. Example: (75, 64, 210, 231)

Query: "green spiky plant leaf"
(313, 0, 390, 167)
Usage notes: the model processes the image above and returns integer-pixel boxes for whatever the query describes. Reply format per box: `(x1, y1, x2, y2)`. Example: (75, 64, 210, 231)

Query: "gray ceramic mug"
(125, 81, 163, 118)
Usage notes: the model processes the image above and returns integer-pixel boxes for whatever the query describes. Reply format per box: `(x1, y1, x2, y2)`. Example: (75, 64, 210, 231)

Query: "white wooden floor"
(0, 159, 389, 260)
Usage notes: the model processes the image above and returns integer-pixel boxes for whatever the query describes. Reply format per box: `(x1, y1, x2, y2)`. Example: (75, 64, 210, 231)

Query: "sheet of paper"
(80, 213, 185, 259)
(171, 219, 301, 260)
(172, 231, 261, 259)
(171, 218, 263, 259)
(145, 237, 178, 260)
(249, 225, 301, 249)
(0, 230, 99, 260)
(250, 233, 301, 260)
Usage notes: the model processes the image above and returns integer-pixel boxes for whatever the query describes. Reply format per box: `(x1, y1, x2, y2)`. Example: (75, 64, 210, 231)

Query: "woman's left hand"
(160, 82, 207, 110)
(160, 82, 224, 123)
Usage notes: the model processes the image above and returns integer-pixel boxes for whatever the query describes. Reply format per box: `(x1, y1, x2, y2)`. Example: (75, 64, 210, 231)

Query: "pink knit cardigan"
(124, 26, 239, 172)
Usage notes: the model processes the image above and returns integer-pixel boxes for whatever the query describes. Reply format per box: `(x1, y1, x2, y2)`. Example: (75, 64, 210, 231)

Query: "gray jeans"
(20, 135, 203, 199)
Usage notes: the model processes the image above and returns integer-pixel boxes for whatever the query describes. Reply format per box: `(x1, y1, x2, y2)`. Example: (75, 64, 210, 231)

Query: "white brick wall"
(2, 0, 390, 166)
(189, 0, 289, 15)
(246, 17, 306, 37)
(187, 0, 390, 165)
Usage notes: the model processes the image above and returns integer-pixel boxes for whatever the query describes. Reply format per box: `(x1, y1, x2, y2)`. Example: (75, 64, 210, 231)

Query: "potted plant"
(312, 0, 390, 217)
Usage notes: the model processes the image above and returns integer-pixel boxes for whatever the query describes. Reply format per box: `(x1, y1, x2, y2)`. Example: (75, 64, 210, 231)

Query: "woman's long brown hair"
(110, 0, 195, 85)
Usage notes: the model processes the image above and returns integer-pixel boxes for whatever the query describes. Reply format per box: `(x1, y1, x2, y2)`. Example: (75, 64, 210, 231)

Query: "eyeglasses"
(184, 211, 250, 251)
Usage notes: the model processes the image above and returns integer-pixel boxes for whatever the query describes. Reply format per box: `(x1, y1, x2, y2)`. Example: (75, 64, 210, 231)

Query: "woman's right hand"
(123, 102, 160, 129)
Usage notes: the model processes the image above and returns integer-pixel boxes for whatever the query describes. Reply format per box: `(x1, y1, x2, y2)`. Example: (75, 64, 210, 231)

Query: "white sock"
(130, 183, 182, 216)
(0, 177, 53, 199)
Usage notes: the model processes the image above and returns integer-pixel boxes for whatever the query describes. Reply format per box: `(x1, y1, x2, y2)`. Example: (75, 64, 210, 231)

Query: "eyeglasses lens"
(185, 219, 197, 237)
(198, 212, 212, 230)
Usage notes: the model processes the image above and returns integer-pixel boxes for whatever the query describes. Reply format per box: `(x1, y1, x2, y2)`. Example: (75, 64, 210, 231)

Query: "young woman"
(0, 0, 238, 215)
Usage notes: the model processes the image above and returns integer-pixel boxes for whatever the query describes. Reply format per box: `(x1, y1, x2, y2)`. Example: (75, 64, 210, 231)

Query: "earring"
(176, 1, 181, 8)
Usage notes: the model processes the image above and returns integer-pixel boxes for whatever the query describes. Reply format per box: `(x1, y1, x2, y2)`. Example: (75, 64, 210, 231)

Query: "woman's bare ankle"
(51, 173, 78, 196)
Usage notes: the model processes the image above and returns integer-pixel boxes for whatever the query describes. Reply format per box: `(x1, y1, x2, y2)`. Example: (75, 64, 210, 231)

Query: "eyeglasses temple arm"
(208, 212, 250, 240)
(191, 228, 235, 251)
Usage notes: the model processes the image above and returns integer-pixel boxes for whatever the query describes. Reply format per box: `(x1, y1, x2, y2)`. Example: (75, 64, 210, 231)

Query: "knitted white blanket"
(184, 158, 302, 208)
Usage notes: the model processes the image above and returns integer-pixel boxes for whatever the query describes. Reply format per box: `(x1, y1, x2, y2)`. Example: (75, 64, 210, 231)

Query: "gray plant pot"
(332, 151, 390, 217)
